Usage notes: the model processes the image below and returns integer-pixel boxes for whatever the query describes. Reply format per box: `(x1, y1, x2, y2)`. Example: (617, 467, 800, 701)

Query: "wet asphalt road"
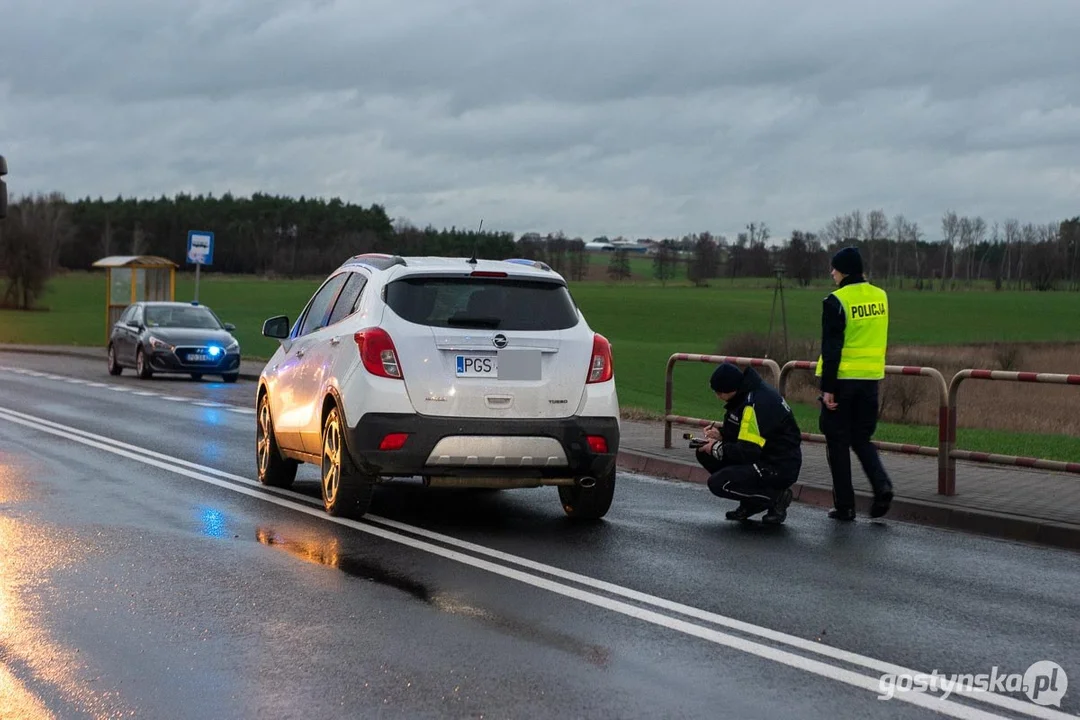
(1, 352, 1078, 720)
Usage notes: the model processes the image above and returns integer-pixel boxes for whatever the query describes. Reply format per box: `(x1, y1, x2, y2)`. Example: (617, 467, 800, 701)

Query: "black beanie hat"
(831, 246, 863, 276)
(710, 363, 744, 393)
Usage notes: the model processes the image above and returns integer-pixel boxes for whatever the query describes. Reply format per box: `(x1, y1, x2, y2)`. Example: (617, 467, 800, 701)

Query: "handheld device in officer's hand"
(683, 432, 706, 449)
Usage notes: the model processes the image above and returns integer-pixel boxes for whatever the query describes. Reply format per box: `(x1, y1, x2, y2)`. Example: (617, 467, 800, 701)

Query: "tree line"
(1, 192, 1077, 309)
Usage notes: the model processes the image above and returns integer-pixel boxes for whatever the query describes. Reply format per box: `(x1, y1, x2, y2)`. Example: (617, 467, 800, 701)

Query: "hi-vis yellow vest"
(815, 282, 889, 380)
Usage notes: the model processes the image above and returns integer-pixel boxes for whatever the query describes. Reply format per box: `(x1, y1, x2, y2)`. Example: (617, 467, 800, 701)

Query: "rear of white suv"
(256, 254, 620, 521)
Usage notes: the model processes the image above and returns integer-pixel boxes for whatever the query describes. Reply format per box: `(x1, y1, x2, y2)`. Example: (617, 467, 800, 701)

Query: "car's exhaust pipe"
(577, 476, 597, 489)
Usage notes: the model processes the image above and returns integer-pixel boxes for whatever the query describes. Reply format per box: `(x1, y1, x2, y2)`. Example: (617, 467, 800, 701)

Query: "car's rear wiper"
(446, 316, 501, 328)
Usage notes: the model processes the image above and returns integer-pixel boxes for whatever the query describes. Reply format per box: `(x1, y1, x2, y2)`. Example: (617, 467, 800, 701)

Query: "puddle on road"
(254, 527, 612, 668)
(255, 527, 430, 601)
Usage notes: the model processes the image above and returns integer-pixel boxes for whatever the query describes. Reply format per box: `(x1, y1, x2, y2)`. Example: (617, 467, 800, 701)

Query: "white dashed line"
(1, 365, 254, 416)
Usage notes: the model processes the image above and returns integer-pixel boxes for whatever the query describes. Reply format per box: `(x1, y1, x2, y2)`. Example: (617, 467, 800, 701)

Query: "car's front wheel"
(222, 373, 239, 383)
(136, 348, 153, 379)
(107, 344, 122, 376)
(558, 466, 616, 521)
(321, 405, 374, 519)
(256, 393, 298, 488)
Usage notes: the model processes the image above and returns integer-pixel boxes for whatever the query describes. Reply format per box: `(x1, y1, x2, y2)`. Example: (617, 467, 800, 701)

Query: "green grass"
(3, 270, 1080, 462)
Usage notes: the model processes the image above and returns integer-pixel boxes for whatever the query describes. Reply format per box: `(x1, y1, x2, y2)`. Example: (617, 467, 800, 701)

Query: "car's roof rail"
(504, 258, 553, 271)
(347, 253, 407, 271)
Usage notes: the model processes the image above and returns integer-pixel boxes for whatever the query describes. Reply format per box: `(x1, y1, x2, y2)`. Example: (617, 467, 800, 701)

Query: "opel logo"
(492, 333, 508, 349)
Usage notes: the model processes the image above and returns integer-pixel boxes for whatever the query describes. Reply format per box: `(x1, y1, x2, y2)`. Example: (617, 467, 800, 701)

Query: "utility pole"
(0, 154, 8, 219)
(766, 262, 789, 360)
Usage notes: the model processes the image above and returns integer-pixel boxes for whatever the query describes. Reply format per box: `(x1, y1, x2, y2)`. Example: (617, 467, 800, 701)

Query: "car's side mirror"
(126, 320, 142, 330)
(0, 154, 8, 220)
(262, 315, 290, 339)
(224, 323, 237, 332)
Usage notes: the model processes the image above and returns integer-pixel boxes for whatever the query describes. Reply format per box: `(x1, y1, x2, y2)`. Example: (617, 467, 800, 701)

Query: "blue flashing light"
(208, 346, 222, 357)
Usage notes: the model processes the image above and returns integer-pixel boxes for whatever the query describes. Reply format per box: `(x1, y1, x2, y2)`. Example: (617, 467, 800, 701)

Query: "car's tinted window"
(297, 273, 348, 336)
(385, 277, 579, 330)
(120, 306, 136, 324)
(326, 272, 367, 326)
(145, 305, 220, 329)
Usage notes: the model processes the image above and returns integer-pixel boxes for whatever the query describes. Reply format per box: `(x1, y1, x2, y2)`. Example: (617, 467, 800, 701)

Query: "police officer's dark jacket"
(708, 366, 802, 477)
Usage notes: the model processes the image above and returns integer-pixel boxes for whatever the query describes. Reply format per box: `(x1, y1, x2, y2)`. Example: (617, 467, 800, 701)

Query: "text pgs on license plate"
(455, 350, 542, 380)
(456, 355, 495, 377)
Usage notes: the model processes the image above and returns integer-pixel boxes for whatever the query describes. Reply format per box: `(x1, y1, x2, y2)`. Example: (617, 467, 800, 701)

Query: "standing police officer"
(816, 246, 893, 521)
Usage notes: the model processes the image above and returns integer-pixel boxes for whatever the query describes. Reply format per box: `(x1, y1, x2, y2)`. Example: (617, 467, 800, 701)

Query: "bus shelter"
(91, 255, 178, 343)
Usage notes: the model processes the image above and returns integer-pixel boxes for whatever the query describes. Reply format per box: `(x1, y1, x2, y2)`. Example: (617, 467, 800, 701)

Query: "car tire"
(256, 393, 298, 488)
(320, 405, 374, 519)
(136, 348, 153, 379)
(107, 344, 122, 376)
(558, 466, 616, 521)
(222, 373, 239, 384)
(190, 373, 203, 381)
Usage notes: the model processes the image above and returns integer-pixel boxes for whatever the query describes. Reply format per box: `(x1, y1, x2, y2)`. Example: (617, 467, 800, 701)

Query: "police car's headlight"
(147, 335, 172, 351)
(225, 339, 240, 352)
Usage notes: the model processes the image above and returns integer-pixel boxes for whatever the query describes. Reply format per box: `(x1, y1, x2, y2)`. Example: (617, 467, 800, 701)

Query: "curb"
(616, 450, 1080, 553)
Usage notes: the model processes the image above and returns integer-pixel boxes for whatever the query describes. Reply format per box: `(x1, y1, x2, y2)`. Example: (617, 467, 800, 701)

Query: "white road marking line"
(0, 407, 1064, 720)
(228, 408, 256, 415)
(132, 391, 158, 397)
(194, 401, 226, 408)
(159, 396, 188, 402)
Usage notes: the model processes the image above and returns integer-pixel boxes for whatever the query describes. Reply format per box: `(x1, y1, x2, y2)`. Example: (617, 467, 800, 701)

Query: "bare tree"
(0, 193, 73, 309)
(866, 209, 889, 279)
(1003, 218, 1021, 288)
(940, 210, 960, 290)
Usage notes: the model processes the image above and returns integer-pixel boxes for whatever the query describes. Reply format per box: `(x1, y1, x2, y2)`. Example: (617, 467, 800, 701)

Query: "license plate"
(188, 353, 211, 362)
(456, 355, 496, 377)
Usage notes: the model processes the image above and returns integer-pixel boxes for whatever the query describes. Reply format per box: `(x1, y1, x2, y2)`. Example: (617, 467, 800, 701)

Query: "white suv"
(255, 254, 620, 520)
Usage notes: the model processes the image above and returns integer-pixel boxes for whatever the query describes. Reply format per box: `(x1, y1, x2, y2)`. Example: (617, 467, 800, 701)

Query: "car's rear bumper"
(148, 350, 241, 374)
(345, 412, 619, 480)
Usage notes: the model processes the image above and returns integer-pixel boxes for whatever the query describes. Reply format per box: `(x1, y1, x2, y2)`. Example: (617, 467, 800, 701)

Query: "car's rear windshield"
(385, 276, 579, 331)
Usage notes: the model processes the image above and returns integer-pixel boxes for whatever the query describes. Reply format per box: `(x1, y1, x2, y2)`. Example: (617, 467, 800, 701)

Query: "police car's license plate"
(188, 353, 211, 362)
(455, 355, 495, 377)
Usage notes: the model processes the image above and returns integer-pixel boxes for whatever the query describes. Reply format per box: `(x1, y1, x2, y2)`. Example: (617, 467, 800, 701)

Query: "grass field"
(3, 268, 1079, 462)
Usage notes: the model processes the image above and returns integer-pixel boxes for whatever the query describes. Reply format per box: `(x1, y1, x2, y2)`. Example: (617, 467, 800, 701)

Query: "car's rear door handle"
(296, 349, 305, 358)
(329, 337, 340, 346)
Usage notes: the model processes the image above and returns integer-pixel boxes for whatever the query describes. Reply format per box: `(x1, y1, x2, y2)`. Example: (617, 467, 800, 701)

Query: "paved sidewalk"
(617, 417, 1080, 551)
(3, 343, 1078, 551)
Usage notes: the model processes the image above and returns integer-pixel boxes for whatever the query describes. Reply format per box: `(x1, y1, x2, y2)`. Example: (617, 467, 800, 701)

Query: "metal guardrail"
(945, 370, 1080, 490)
(663, 354, 781, 449)
(663, 353, 1078, 496)
(779, 361, 952, 494)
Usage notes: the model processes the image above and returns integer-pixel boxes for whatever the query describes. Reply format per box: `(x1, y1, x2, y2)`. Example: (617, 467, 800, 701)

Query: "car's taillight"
(586, 333, 614, 384)
(586, 435, 608, 453)
(354, 328, 403, 379)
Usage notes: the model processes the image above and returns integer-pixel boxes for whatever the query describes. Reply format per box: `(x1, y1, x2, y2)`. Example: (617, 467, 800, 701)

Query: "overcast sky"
(2, 0, 1079, 241)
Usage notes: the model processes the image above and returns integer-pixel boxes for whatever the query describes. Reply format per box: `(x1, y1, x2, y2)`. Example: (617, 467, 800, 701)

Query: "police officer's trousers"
(819, 379, 893, 510)
(695, 451, 797, 510)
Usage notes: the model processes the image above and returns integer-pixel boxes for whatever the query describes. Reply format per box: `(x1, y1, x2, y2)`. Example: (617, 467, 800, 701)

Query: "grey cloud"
(2, 0, 1080, 241)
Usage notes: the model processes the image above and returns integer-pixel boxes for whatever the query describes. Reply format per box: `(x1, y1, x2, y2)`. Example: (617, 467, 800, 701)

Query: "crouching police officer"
(694, 363, 803, 524)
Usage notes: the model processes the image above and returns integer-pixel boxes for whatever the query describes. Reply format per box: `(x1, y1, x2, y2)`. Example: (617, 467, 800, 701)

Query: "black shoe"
(870, 490, 893, 518)
(762, 489, 793, 525)
(726, 503, 763, 521)
(829, 507, 856, 521)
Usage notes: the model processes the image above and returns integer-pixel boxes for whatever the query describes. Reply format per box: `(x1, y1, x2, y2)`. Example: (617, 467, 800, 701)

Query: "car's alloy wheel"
(136, 348, 152, 379)
(320, 405, 374, 518)
(256, 394, 297, 488)
(107, 345, 122, 376)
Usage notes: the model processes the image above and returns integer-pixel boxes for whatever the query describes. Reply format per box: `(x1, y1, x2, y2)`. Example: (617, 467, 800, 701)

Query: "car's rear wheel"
(558, 466, 616, 521)
(136, 348, 153, 379)
(321, 406, 374, 519)
(107, 344, 122, 376)
(256, 393, 297, 488)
